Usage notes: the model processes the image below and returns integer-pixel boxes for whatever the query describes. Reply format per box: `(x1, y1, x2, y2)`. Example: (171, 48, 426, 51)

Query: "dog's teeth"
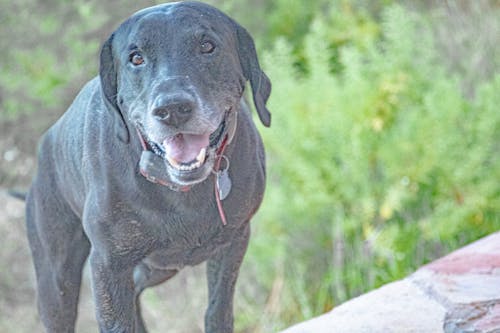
(166, 155, 181, 169)
(166, 150, 205, 171)
(189, 160, 201, 170)
(196, 148, 206, 163)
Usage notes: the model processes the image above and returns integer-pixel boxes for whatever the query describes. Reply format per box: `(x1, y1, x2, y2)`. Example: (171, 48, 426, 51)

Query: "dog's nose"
(151, 94, 195, 127)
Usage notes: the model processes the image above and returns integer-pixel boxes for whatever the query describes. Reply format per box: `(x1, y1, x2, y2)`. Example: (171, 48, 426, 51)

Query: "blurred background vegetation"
(0, 0, 499, 332)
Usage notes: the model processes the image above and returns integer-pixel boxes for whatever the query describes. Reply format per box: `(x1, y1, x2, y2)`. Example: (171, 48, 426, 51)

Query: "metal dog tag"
(216, 169, 232, 200)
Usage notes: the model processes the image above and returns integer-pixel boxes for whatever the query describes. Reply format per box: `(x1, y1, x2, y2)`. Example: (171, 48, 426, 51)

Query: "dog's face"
(99, 2, 271, 186)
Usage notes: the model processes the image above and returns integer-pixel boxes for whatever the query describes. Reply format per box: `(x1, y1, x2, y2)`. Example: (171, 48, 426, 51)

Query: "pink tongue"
(163, 133, 210, 163)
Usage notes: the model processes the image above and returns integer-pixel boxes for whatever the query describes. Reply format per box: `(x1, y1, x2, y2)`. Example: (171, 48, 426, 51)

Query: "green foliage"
(0, 0, 173, 122)
(0, 0, 107, 119)
(245, 3, 500, 329)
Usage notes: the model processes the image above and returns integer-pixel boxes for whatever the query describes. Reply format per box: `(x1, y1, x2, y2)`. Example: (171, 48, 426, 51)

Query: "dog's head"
(99, 1, 271, 186)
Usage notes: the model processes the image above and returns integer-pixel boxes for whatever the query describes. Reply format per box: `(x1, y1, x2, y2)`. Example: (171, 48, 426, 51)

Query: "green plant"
(241, 3, 500, 330)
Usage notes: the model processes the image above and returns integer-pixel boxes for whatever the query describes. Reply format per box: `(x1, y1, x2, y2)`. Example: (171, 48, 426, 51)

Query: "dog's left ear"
(99, 33, 130, 143)
(236, 26, 271, 127)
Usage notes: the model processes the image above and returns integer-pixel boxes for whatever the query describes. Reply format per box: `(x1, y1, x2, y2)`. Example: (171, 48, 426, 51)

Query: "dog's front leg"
(84, 204, 149, 333)
(89, 250, 136, 333)
(205, 223, 250, 333)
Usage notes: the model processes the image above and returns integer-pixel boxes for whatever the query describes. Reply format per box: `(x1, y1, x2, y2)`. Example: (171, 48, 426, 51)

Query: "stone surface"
(282, 279, 446, 333)
(281, 232, 500, 333)
(474, 304, 500, 332)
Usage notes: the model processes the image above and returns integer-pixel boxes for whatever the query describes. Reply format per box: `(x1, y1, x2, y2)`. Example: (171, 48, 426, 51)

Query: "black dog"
(25, 2, 271, 332)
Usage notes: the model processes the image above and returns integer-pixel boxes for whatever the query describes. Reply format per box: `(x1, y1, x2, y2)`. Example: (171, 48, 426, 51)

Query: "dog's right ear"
(99, 33, 130, 143)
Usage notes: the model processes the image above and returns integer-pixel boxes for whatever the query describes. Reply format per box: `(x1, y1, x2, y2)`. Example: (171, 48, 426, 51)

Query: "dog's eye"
(129, 51, 145, 66)
(200, 41, 215, 54)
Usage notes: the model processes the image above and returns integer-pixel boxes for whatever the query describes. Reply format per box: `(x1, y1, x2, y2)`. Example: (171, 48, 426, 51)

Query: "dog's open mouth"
(157, 119, 225, 173)
(163, 133, 208, 171)
(136, 115, 229, 187)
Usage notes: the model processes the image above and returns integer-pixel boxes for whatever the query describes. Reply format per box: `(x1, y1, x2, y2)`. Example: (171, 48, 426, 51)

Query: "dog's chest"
(116, 160, 259, 270)
(143, 229, 230, 270)
(143, 222, 231, 270)
(137, 196, 234, 269)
